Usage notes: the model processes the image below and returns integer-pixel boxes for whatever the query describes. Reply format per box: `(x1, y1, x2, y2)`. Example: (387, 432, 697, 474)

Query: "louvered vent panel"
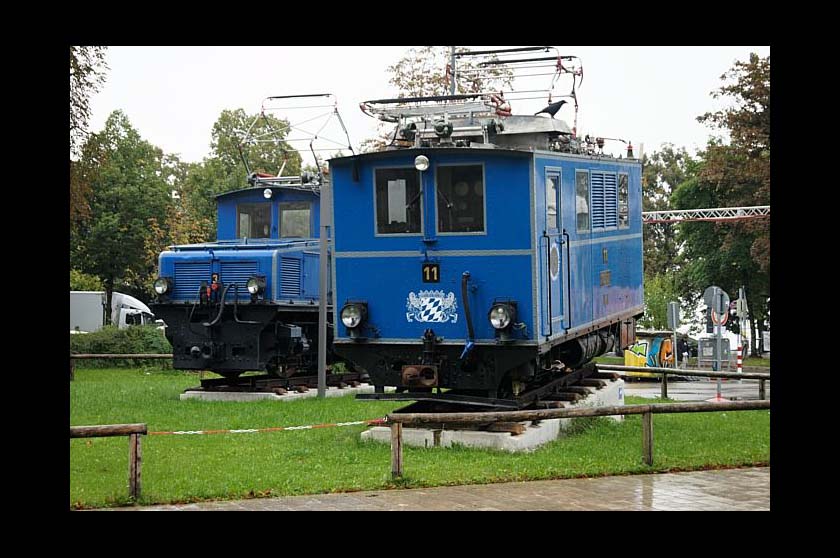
(173, 261, 211, 300)
(281, 257, 302, 298)
(591, 172, 605, 229)
(220, 260, 259, 300)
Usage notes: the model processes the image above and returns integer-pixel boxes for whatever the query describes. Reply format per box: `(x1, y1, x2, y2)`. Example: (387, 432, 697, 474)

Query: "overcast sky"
(88, 46, 770, 166)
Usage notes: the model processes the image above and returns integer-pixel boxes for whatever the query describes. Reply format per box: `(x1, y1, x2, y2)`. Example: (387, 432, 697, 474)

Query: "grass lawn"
(70, 367, 770, 508)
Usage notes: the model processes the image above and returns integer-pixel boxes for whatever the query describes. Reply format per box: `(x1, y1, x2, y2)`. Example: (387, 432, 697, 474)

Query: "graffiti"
(625, 336, 675, 368)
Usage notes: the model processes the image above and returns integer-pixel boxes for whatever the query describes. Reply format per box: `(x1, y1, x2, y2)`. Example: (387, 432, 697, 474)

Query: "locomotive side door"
(542, 169, 563, 336)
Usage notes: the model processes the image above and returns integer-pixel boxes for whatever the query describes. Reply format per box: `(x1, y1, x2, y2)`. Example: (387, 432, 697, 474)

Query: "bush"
(70, 325, 172, 368)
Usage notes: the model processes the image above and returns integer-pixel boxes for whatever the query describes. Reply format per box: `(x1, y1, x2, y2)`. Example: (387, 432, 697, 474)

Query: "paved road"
(624, 378, 769, 401)
(103, 467, 769, 511)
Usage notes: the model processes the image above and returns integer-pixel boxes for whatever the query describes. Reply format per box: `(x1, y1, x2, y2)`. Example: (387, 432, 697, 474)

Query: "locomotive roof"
(167, 238, 320, 251)
(328, 145, 641, 165)
(215, 184, 322, 200)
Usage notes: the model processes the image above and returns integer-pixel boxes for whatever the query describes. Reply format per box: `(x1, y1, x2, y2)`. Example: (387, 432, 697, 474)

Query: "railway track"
(357, 362, 618, 411)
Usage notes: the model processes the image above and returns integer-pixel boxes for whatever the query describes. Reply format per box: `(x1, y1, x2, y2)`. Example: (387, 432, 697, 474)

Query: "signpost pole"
(714, 287, 722, 399)
(317, 175, 330, 398)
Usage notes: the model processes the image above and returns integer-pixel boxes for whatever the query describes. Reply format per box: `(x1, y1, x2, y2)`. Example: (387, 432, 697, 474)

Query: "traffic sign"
(667, 301, 680, 330)
(703, 286, 729, 314)
(736, 297, 749, 318)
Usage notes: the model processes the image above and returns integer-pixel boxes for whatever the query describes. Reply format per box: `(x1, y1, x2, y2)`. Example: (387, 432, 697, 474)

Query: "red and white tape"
(149, 418, 387, 437)
(737, 345, 743, 373)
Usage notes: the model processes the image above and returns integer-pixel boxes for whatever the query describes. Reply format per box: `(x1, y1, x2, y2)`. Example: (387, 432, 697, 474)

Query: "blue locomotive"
(150, 174, 329, 379)
(150, 93, 356, 381)
(330, 91, 644, 407)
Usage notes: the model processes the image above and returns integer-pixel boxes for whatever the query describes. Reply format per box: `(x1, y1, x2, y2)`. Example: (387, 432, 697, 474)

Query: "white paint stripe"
(154, 419, 385, 436)
(568, 232, 642, 248)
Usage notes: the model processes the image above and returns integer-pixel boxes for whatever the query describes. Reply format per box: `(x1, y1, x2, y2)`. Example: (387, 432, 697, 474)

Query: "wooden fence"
(596, 364, 770, 400)
(70, 423, 147, 501)
(386, 399, 771, 478)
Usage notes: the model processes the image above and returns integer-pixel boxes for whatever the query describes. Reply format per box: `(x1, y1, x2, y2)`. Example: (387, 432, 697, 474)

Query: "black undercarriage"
(340, 322, 629, 409)
(151, 301, 339, 379)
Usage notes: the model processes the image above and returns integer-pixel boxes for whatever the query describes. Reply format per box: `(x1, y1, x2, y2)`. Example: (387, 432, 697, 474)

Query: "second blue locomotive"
(151, 175, 328, 379)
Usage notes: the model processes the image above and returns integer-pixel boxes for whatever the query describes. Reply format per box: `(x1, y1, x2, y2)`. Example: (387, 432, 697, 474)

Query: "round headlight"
(246, 277, 262, 295)
(341, 305, 363, 328)
(154, 277, 171, 295)
(489, 304, 512, 330)
(414, 155, 430, 172)
(263, 188, 273, 199)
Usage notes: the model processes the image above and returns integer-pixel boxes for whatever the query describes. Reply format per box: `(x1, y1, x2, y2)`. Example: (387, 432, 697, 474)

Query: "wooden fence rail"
(386, 400, 770, 478)
(70, 423, 147, 501)
(596, 364, 770, 400)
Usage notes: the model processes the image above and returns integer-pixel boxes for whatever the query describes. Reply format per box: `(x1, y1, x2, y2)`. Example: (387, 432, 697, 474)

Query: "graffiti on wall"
(625, 336, 675, 368)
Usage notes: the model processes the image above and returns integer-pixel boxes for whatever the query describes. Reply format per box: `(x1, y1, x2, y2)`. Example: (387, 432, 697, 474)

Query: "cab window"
(237, 203, 271, 238)
(375, 168, 422, 234)
(279, 202, 311, 237)
(575, 170, 590, 233)
(437, 164, 485, 233)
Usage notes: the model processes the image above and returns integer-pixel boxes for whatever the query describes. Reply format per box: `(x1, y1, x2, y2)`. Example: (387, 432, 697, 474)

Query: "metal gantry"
(642, 206, 769, 224)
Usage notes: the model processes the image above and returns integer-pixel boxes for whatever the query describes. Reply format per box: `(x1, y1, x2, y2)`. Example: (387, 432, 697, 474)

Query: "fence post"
(129, 433, 142, 501)
(642, 411, 654, 466)
(661, 371, 668, 399)
(70, 357, 75, 382)
(759, 379, 766, 401)
(390, 422, 403, 479)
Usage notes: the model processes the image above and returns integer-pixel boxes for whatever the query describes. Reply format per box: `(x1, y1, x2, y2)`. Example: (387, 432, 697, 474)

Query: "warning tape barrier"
(148, 418, 387, 436)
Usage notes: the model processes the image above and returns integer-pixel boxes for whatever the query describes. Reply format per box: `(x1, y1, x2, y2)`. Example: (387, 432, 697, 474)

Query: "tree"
(70, 46, 108, 158)
(210, 109, 301, 177)
(641, 145, 699, 274)
(71, 111, 172, 319)
(70, 269, 103, 291)
(672, 53, 770, 355)
(639, 273, 682, 330)
(70, 46, 109, 228)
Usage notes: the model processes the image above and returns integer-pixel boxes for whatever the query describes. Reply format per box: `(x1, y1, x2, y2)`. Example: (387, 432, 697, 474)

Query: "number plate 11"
(422, 262, 440, 283)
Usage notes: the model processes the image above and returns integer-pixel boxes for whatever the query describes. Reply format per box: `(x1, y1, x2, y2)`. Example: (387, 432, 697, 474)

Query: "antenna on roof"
(236, 93, 356, 191)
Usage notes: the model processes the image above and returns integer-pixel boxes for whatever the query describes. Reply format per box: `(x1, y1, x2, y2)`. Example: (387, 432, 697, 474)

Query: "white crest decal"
(406, 290, 458, 323)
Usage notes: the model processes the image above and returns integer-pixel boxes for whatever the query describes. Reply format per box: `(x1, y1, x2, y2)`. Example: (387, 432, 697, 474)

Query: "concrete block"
(361, 379, 625, 452)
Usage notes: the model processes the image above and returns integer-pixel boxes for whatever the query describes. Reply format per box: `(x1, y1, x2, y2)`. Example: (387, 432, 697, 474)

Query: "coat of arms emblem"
(406, 290, 458, 323)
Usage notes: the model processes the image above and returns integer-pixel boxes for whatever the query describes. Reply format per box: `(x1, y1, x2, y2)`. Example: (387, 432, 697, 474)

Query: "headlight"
(341, 303, 366, 329)
(154, 277, 172, 295)
(414, 155, 430, 171)
(488, 303, 515, 330)
(246, 276, 265, 295)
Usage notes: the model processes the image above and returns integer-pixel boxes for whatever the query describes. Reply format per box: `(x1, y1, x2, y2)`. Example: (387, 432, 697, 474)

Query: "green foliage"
(70, 46, 108, 159)
(70, 326, 171, 368)
(211, 108, 300, 177)
(70, 269, 102, 291)
(70, 46, 109, 227)
(673, 53, 770, 354)
(640, 273, 682, 330)
(642, 145, 699, 274)
(71, 111, 173, 303)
